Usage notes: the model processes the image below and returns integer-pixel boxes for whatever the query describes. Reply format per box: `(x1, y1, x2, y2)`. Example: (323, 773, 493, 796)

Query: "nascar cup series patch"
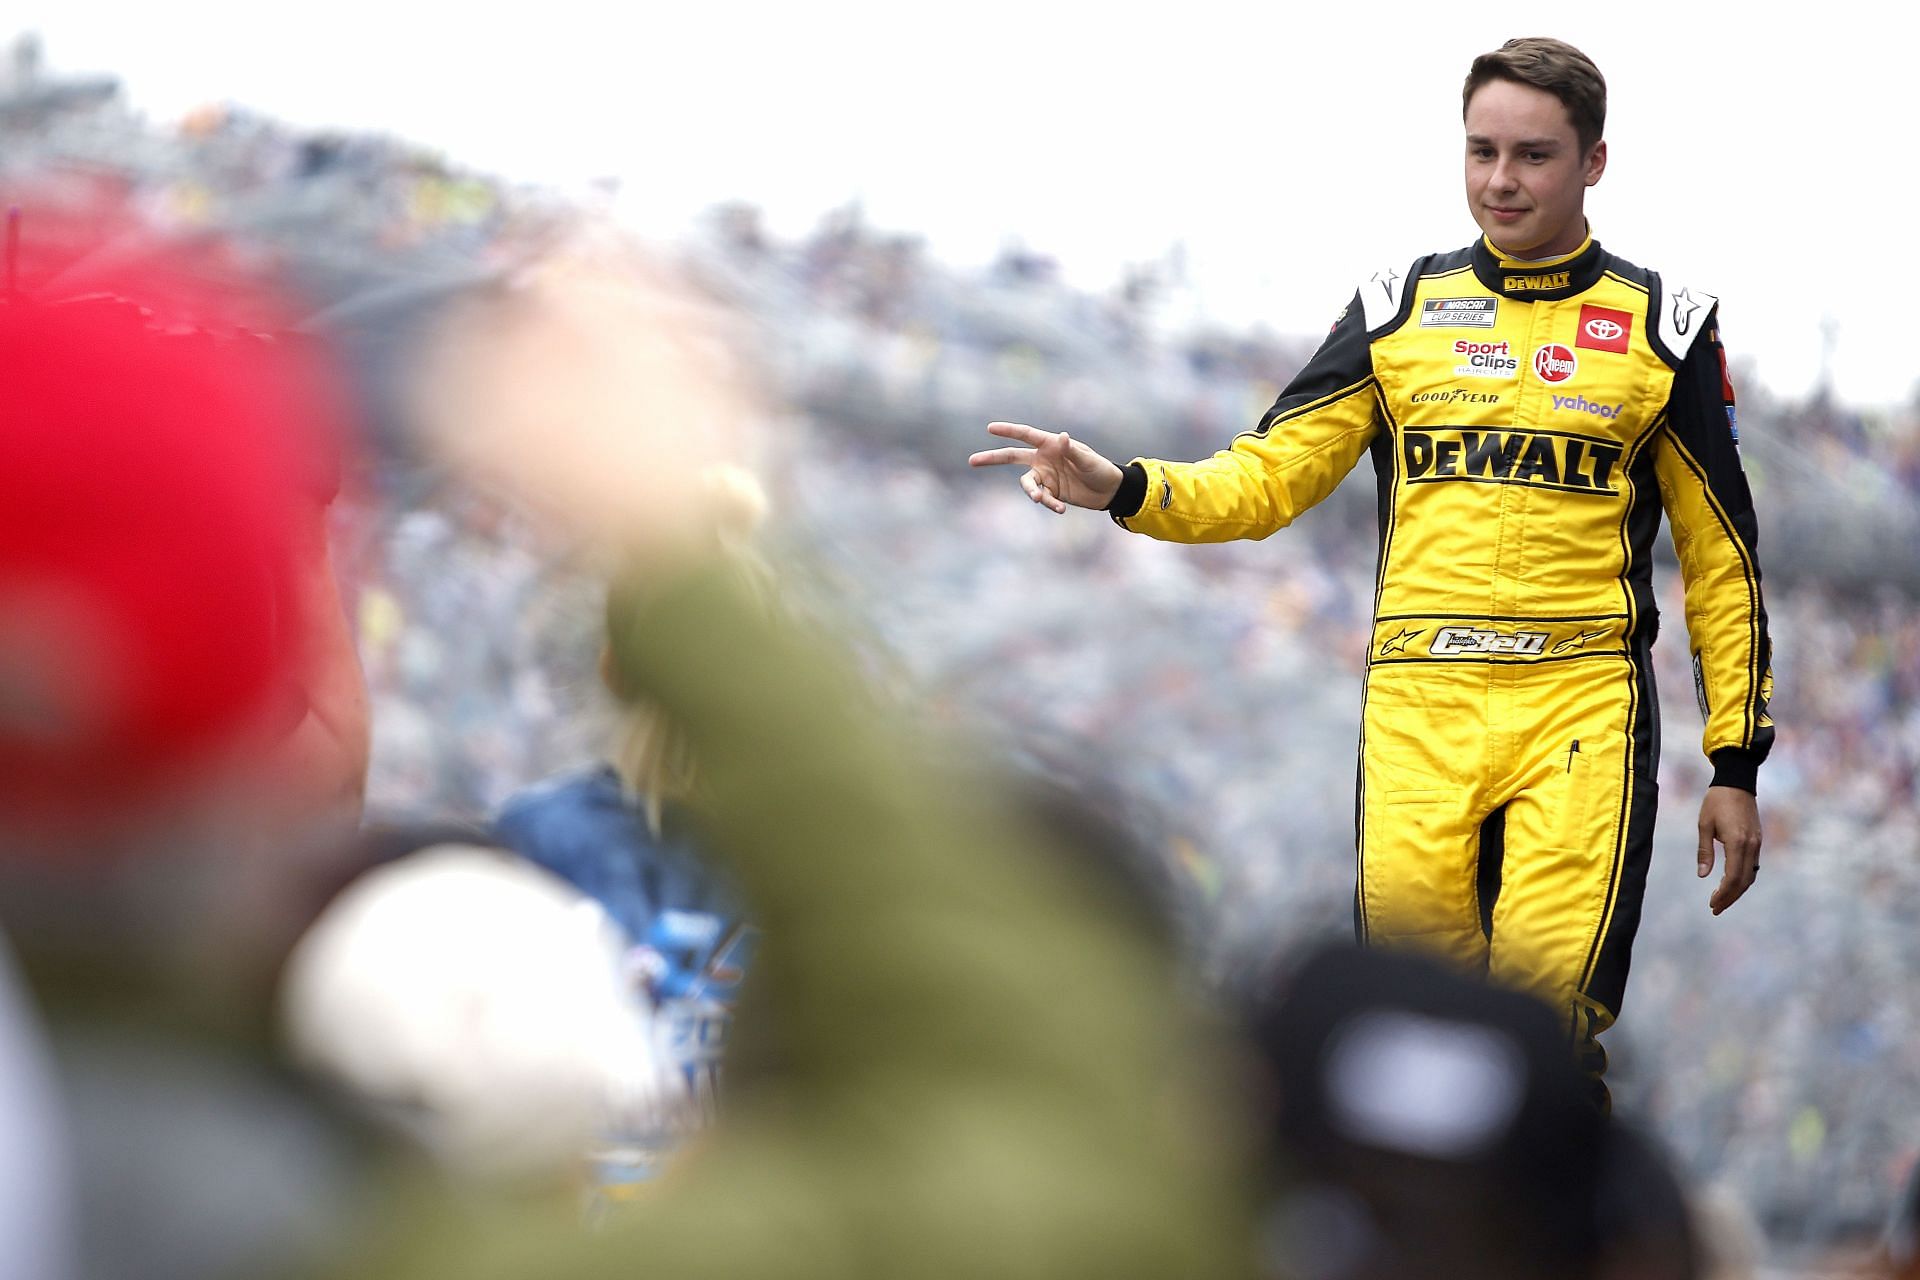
(1420, 298, 1498, 329)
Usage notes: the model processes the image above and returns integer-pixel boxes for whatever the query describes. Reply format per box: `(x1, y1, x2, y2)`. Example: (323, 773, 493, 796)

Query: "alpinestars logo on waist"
(1504, 271, 1570, 293)
(1378, 627, 1423, 656)
(1550, 628, 1611, 655)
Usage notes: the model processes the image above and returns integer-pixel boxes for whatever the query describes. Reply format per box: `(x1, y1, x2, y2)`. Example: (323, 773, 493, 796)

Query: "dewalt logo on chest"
(1401, 429, 1622, 494)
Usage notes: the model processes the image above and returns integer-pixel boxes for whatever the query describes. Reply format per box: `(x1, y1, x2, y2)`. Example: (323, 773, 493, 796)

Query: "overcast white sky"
(19, 1, 1918, 406)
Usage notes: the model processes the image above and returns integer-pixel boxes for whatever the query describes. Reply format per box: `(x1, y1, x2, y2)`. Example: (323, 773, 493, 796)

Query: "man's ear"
(1585, 139, 1608, 188)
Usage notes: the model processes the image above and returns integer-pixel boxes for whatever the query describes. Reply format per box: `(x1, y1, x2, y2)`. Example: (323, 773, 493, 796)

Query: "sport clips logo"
(1453, 339, 1518, 378)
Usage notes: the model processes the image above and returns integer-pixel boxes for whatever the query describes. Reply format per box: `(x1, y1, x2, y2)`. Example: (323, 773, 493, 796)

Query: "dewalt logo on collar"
(1503, 270, 1570, 293)
(1401, 428, 1622, 494)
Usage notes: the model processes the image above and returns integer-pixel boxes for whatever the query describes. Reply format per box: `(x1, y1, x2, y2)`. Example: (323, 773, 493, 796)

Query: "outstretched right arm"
(971, 293, 1383, 543)
(1113, 292, 1382, 543)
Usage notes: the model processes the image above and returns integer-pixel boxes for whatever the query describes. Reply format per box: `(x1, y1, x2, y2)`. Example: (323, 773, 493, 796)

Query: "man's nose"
(1489, 155, 1518, 191)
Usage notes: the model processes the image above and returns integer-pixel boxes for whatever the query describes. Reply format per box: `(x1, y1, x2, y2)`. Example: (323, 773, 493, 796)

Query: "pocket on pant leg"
(1559, 744, 1595, 854)
(1550, 733, 1617, 857)
(1379, 779, 1464, 850)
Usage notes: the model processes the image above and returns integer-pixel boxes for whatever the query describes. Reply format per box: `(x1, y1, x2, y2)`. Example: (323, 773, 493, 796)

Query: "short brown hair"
(1464, 38, 1607, 154)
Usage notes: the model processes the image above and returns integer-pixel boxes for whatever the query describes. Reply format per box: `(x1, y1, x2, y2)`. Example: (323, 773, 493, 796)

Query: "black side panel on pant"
(1581, 652, 1661, 1018)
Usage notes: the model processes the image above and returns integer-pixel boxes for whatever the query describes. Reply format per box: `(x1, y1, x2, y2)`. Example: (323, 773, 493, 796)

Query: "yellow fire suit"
(1107, 233, 1774, 1086)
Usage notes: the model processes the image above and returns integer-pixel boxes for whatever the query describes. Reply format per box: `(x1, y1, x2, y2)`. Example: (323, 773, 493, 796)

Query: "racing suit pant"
(1354, 648, 1659, 1106)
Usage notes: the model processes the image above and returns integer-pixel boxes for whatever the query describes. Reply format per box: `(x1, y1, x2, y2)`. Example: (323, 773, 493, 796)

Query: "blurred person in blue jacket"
(492, 471, 770, 1197)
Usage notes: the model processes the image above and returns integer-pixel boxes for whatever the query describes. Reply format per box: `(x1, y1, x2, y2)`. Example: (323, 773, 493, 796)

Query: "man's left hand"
(1697, 786, 1762, 915)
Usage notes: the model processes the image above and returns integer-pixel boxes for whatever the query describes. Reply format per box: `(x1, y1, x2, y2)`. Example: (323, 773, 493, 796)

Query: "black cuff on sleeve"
(1105, 462, 1148, 520)
(1709, 747, 1761, 794)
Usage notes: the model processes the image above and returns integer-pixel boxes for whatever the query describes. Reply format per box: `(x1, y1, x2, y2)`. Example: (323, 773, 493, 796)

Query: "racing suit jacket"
(1107, 231, 1773, 787)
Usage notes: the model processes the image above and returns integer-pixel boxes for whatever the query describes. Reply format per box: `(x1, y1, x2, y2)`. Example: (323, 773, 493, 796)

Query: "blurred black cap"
(1247, 943, 1609, 1279)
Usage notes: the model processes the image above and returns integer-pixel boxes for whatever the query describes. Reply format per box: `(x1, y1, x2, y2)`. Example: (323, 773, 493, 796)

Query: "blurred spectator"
(1247, 943, 1607, 1280)
(0, 206, 414, 1280)
(318, 238, 1261, 1277)
(493, 537, 771, 1196)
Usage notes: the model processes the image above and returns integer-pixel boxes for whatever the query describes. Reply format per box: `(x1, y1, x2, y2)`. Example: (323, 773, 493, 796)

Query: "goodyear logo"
(1503, 270, 1571, 293)
(1401, 429, 1623, 493)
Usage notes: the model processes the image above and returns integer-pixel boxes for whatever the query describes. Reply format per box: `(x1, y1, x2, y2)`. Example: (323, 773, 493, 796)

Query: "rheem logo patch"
(1576, 305, 1633, 354)
(1533, 343, 1578, 384)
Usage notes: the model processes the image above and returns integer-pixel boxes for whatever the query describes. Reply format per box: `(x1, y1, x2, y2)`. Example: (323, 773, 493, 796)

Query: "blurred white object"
(1323, 1010, 1526, 1160)
(279, 844, 682, 1182)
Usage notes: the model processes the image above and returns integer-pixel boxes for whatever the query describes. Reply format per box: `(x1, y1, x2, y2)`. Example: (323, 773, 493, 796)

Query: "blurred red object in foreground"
(0, 200, 348, 844)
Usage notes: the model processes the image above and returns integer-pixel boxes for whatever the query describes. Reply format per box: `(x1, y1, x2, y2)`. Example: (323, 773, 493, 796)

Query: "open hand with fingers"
(968, 421, 1126, 514)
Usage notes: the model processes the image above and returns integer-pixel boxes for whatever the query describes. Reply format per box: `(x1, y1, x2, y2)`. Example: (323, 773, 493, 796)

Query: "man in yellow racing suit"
(969, 37, 1772, 1099)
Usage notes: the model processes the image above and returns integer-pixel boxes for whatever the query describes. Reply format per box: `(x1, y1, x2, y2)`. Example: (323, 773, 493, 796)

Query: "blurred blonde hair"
(604, 465, 771, 834)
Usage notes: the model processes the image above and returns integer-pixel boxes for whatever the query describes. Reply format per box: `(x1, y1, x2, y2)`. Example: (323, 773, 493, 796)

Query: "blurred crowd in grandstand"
(5, 34, 1919, 1275)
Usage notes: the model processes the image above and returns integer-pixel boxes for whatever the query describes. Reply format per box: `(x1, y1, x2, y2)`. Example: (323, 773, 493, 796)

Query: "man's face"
(1464, 78, 1605, 259)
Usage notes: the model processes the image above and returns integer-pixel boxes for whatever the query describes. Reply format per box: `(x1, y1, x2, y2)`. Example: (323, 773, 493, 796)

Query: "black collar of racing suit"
(1470, 231, 1608, 302)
